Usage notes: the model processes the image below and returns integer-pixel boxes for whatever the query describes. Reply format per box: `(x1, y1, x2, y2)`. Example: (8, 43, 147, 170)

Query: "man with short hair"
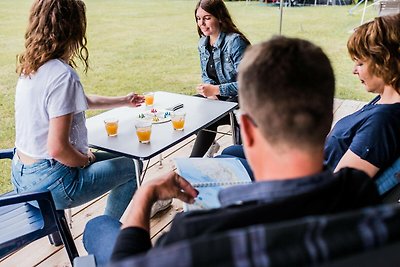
(84, 36, 380, 265)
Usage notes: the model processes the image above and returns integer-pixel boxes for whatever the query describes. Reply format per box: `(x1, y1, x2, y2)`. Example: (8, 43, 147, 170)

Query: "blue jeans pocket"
(47, 164, 77, 209)
(12, 159, 53, 192)
(12, 159, 76, 209)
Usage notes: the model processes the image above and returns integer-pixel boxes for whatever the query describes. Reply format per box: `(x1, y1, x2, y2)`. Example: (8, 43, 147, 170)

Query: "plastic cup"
(144, 92, 155, 107)
(171, 111, 186, 131)
(104, 118, 119, 136)
(135, 121, 152, 143)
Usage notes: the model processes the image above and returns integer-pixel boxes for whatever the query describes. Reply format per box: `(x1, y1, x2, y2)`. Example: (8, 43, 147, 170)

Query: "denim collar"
(200, 32, 226, 49)
(218, 168, 336, 207)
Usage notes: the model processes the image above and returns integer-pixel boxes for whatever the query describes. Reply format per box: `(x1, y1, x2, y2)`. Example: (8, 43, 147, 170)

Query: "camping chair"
(0, 148, 73, 227)
(101, 203, 400, 267)
(377, 0, 400, 16)
(0, 191, 79, 264)
(375, 157, 400, 203)
(0, 148, 78, 263)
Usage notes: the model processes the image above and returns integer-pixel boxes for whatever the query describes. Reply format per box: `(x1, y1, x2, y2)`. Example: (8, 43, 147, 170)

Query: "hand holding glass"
(104, 118, 119, 136)
(171, 111, 186, 131)
(135, 121, 152, 143)
(144, 92, 154, 107)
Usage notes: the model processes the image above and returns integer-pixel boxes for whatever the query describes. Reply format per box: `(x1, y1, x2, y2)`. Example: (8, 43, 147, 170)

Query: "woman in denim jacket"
(190, 0, 250, 157)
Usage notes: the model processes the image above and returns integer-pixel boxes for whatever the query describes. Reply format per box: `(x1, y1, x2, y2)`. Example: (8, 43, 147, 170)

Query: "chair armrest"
(0, 148, 14, 160)
(375, 157, 400, 195)
(0, 190, 52, 206)
(73, 255, 96, 267)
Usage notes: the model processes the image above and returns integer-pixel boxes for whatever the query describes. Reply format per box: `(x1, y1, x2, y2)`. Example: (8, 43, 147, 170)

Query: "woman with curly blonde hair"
(222, 14, 400, 190)
(325, 13, 400, 180)
(13, 0, 144, 220)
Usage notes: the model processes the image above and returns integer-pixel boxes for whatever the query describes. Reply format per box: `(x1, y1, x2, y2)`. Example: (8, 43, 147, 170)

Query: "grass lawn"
(0, 0, 378, 193)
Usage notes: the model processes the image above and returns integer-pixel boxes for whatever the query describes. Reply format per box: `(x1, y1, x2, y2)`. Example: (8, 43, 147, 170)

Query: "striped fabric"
(110, 204, 400, 267)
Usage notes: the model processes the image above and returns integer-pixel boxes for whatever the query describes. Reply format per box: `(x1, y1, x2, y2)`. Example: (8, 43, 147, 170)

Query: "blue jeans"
(83, 215, 121, 266)
(11, 151, 139, 219)
(217, 145, 254, 181)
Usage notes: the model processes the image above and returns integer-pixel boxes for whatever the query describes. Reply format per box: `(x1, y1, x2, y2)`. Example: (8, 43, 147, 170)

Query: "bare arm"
(47, 113, 91, 167)
(86, 92, 144, 110)
(121, 171, 198, 231)
(334, 149, 379, 178)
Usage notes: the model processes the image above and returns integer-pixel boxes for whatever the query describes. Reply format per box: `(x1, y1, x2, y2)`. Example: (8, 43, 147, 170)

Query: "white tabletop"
(87, 91, 238, 160)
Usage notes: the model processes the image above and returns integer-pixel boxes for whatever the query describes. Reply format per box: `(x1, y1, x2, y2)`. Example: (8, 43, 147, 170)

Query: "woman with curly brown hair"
(12, 0, 144, 220)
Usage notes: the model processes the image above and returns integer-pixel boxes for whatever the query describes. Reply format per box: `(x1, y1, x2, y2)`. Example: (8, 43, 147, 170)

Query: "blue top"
(198, 32, 248, 97)
(324, 96, 400, 174)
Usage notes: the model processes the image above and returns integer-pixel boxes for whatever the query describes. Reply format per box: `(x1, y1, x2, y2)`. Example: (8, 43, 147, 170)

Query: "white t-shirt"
(15, 59, 89, 159)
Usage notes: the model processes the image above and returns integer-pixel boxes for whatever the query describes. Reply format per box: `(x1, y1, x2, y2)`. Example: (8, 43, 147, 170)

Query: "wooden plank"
(333, 98, 344, 114)
(36, 236, 87, 267)
(332, 99, 366, 126)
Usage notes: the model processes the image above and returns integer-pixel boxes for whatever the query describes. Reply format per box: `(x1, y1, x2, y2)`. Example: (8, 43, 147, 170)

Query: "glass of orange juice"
(135, 121, 152, 143)
(144, 92, 154, 107)
(171, 111, 186, 131)
(104, 118, 119, 136)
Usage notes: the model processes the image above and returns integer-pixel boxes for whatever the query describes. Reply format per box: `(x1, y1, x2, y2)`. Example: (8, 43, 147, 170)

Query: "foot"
(206, 141, 220, 158)
(150, 199, 172, 218)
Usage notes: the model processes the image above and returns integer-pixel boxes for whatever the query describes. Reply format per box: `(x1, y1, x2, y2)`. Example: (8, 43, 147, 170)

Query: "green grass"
(0, 0, 378, 193)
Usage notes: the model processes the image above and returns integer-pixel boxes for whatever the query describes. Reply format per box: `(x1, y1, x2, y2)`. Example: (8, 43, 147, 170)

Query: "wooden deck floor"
(0, 98, 366, 267)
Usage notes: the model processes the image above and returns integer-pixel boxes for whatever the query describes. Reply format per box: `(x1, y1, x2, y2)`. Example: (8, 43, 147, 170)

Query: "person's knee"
(83, 215, 121, 247)
(83, 215, 122, 265)
(221, 145, 245, 158)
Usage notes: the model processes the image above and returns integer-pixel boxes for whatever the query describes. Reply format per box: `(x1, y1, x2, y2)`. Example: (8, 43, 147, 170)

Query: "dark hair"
(194, 0, 250, 45)
(239, 36, 335, 150)
(17, 0, 89, 75)
(347, 13, 400, 92)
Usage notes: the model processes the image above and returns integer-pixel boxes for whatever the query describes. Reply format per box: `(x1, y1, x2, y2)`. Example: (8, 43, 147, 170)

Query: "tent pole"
(279, 0, 284, 35)
(360, 0, 368, 25)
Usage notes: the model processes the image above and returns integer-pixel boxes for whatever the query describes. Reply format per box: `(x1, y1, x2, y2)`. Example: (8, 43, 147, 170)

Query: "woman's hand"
(196, 84, 220, 97)
(125, 92, 145, 107)
(87, 150, 96, 165)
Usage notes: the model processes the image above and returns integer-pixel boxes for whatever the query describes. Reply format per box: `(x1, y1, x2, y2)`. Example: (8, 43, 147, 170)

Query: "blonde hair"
(17, 0, 89, 75)
(347, 14, 400, 92)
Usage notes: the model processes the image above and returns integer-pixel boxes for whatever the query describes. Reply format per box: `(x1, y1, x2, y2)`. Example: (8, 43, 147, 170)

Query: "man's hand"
(196, 84, 220, 97)
(121, 171, 198, 231)
(145, 171, 198, 203)
(126, 92, 145, 107)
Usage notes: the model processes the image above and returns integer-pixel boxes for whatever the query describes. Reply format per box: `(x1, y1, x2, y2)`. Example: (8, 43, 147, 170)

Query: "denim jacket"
(198, 32, 248, 97)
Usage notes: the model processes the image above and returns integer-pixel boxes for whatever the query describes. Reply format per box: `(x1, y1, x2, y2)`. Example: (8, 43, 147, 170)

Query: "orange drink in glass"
(104, 118, 119, 136)
(144, 92, 154, 107)
(171, 111, 186, 131)
(135, 121, 152, 143)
